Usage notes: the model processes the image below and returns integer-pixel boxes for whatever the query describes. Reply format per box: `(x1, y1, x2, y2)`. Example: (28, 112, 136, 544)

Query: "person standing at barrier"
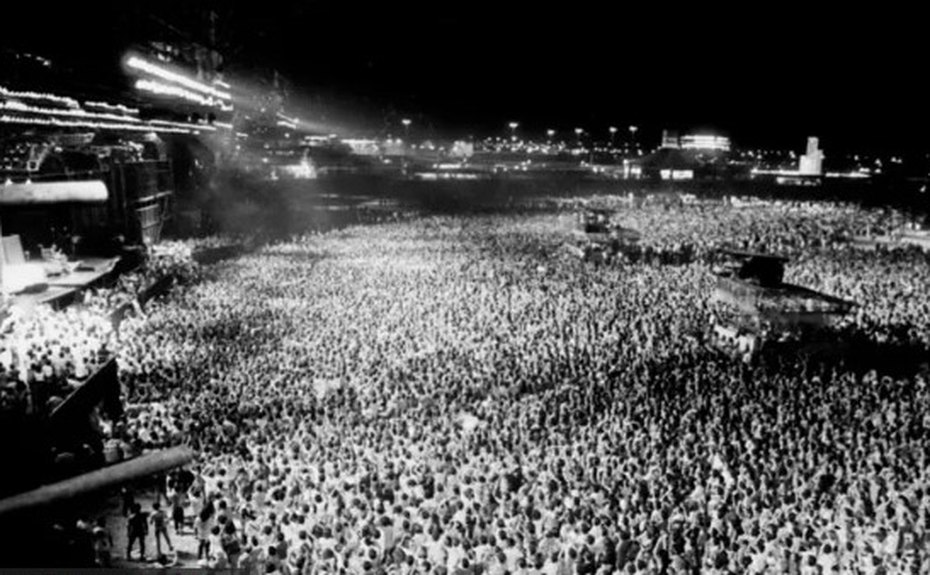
(170, 482, 187, 534)
(196, 506, 214, 560)
(150, 501, 174, 557)
(126, 502, 149, 561)
(120, 485, 135, 517)
(93, 517, 114, 567)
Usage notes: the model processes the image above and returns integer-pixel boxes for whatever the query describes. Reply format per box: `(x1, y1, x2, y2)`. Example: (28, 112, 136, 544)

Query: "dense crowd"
(4, 198, 930, 573)
(0, 304, 112, 416)
(787, 248, 930, 347)
(607, 200, 900, 259)
(0, 241, 201, 419)
(607, 200, 930, 347)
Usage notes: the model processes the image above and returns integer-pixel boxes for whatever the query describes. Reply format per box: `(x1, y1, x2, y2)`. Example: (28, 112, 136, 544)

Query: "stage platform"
(8, 257, 121, 314)
(45, 257, 120, 288)
(10, 286, 80, 312)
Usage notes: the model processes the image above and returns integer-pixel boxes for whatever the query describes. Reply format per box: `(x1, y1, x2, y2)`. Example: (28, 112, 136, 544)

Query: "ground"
(104, 485, 202, 569)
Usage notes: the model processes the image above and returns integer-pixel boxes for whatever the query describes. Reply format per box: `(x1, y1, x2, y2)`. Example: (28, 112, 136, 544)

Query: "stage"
(7, 256, 121, 314)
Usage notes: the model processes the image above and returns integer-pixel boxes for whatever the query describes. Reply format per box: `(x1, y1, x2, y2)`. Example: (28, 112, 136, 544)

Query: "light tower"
(799, 136, 824, 176)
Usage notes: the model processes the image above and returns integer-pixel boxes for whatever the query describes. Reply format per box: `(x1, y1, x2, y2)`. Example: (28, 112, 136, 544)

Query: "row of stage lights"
(1, 55, 314, 138)
(126, 56, 231, 101)
(3, 54, 379, 142)
(0, 83, 218, 135)
(126, 55, 234, 113)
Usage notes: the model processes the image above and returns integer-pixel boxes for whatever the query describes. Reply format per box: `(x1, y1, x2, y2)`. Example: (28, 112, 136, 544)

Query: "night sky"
(4, 1, 927, 153)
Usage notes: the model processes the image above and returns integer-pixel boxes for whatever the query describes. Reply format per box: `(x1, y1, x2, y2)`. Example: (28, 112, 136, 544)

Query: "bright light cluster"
(149, 119, 216, 132)
(84, 101, 140, 116)
(660, 169, 695, 180)
(825, 171, 870, 179)
(135, 79, 227, 109)
(127, 56, 231, 100)
(0, 114, 193, 134)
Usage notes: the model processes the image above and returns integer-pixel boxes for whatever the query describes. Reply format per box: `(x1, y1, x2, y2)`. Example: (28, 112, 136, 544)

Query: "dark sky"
(4, 1, 927, 153)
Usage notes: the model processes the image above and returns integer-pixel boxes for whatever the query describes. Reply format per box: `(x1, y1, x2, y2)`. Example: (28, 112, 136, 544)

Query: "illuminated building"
(450, 141, 475, 159)
(750, 137, 829, 185)
(660, 130, 680, 149)
(341, 138, 381, 156)
(680, 134, 731, 152)
(798, 136, 824, 176)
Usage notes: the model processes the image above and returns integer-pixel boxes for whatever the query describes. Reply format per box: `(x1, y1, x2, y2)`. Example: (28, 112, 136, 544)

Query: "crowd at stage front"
(2, 199, 930, 574)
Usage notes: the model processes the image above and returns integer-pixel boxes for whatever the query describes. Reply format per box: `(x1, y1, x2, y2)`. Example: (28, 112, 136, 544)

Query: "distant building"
(660, 130, 680, 149)
(798, 136, 824, 176)
(449, 140, 474, 159)
(680, 134, 731, 152)
(381, 139, 407, 156)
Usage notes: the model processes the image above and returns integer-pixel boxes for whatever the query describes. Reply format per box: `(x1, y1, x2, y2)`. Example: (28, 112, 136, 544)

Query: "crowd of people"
(0, 240, 204, 421)
(0, 304, 111, 417)
(604, 199, 930, 348)
(606, 199, 899, 260)
(3, 197, 930, 573)
(786, 248, 930, 348)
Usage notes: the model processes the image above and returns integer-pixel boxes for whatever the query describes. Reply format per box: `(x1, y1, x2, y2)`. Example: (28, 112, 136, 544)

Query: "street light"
(400, 118, 413, 173)
(609, 126, 618, 149)
(508, 121, 519, 142)
(575, 127, 584, 148)
(546, 129, 555, 146)
(401, 118, 412, 140)
(628, 125, 638, 149)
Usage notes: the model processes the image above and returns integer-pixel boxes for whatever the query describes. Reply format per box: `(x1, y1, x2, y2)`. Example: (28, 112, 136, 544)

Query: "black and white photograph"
(0, 2, 928, 573)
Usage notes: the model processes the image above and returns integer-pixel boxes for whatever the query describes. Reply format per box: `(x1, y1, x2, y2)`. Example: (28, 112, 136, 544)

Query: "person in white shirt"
(426, 531, 446, 567)
(446, 536, 466, 573)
